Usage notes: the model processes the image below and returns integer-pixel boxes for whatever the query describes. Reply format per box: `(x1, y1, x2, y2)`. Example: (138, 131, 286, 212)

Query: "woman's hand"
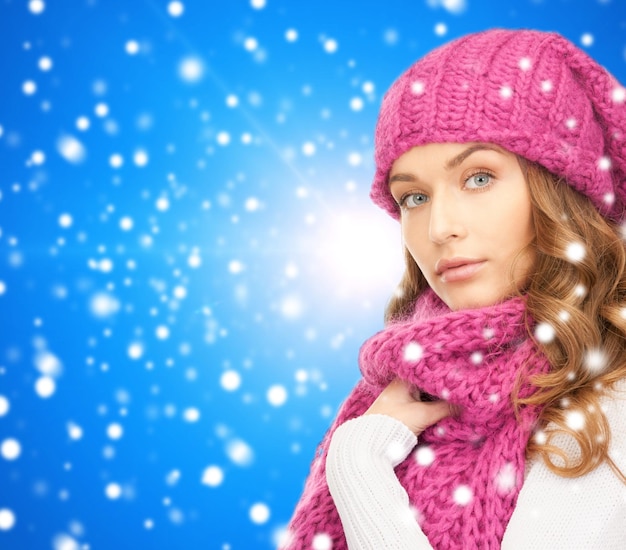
(364, 378, 455, 436)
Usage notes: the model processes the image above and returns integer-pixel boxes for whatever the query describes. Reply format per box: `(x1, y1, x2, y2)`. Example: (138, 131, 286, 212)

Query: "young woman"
(282, 29, 626, 549)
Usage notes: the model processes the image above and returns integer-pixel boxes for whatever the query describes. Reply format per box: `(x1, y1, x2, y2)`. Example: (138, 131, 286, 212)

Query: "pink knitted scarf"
(283, 290, 549, 549)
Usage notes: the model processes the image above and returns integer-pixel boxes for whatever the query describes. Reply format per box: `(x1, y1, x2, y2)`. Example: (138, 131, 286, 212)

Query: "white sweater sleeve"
(326, 414, 434, 550)
(326, 383, 626, 550)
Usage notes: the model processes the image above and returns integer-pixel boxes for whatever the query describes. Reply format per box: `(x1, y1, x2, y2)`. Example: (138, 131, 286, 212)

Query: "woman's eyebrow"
(388, 172, 420, 186)
(389, 144, 505, 186)
(444, 144, 505, 170)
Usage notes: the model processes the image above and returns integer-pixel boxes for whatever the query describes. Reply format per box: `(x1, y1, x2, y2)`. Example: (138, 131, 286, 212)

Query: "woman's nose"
(428, 194, 467, 244)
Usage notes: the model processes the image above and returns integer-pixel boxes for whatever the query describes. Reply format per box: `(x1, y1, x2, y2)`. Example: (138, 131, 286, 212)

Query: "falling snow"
(179, 57, 204, 82)
(105, 482, 122, 499)
(0, 396, 9, 416)
(566, 242, 586, 262)
(581, 33, 594, 47)
(67, 421, 83, 440)
(453, 484, 473, 506)
(57, 135, 86, 163)
(404, 342, 423, 362)
(613, 87, 626, 103)
(495, 462, 517, 494)
(2, 2, 625, 548)
(415, 445, 436, 466)
(227, 439, 254, 466)
(585, 348, 608, 373)
(201, 465, 224, 487)
(500, 86, 513, 99)
(411, 80, 425, 94)
(220, 370, 242, 391)
(535, 322, 556, 344)
(35, 376, 56, 398)
(167, 1, 184, 17)
(541, 80, 553, 92)
(566, 410, 586, 431)
(250, 502, 271, 524)
(0, 508, 16, 531)
(267, 384, 288, 406)
(312, 533, 333, 550)
(1, 438, 22, 460)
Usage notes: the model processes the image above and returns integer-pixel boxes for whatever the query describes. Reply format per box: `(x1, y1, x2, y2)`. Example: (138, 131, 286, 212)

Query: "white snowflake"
(201, 465, 224, 487)
(167, 1, 184, 17)
(105, 482, 122, 499)
(404, 342, 423, 362)
(226, 439, 254, 466)
(534, 430, 547, 445)
(584, 348, 607, 373)
(612, 87, 626, 103)
(574, 284, 587, 298)
(220, 370, 241, 391)
(598, 156, 612, 171)
(125, 40, 139, 55)
(250, 502, 270, 524)
(312, 533, 333, 550)
(453, 484, 473, 506)
(178, 56, 204, 83)
(323, 38, 338, 54)
(411, 81, 425, 95)
(565, 410, 585, 431)
(415, 446, 436, 466)
(107, 423, 123, 440)
(28, 0, 45, 14)
(133, 149, 149, 166)
(267, 385, 288, 407)
(434, 23, 447, 36)
(349, 97, 364, 111)
(535, 322, 556, 344)
(541, 80, 553, 92)
(302, 141, 316, 156)
(495, 462, 517, 493)
(1, 438, 21, 460)
(580, 33, 594, 47)
(500, 86, 513, 99)
(0, 396, 9, 417)
(438, 0, 466, 14)
(35, 376, 55, 398)
(0, 508, 16, 531)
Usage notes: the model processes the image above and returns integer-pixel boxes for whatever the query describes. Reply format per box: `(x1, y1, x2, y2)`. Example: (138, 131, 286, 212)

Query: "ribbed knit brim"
(371, 29, 626, 221)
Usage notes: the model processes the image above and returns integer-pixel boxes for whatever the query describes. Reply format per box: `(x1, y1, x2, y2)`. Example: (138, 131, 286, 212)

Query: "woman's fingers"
(417, 399, 453, 428)
(364, 379, 455, 436)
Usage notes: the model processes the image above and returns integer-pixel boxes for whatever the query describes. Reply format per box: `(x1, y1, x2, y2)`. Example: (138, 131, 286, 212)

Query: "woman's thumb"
(418, 400, 454, 429)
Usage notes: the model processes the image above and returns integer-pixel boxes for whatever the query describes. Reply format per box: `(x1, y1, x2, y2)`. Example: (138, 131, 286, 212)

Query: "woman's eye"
(402, 193, 428, 208)
(465, 173, 492, 189)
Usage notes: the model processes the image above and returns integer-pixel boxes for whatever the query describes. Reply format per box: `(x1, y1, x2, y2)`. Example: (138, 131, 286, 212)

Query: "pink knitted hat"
(371, 29, 626, 221)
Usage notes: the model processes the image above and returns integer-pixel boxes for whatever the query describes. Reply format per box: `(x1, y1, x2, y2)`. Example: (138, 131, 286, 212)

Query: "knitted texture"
(282, 290, 549, 549)
(370, 29, 626, 221)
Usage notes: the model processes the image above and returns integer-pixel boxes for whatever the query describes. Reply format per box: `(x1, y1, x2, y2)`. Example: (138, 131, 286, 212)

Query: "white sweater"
(326, 380, 626, 549)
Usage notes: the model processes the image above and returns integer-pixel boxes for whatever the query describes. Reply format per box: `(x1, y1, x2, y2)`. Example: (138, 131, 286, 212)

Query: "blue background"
(1, 0, 625, 548)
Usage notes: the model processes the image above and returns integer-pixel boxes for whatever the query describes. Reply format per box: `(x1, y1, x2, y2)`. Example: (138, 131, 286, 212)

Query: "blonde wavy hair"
(385, 160, 626, 482)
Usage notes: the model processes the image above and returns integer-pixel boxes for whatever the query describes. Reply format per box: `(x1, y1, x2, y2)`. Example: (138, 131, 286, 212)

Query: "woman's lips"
(436, 259, 487, 283)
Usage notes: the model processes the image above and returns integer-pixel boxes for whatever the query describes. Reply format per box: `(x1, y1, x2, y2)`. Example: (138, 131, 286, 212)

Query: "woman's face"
(389, 142, 536, 311)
